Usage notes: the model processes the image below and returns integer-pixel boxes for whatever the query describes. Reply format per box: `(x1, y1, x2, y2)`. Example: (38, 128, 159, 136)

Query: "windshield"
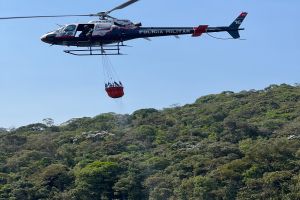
(64, 25, 76, 32)
(55, 27, 64, 33)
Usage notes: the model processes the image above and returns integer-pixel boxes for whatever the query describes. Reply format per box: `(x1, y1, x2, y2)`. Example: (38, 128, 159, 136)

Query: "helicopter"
(1, 0, 247, 99)
(0, 0, 248, 56)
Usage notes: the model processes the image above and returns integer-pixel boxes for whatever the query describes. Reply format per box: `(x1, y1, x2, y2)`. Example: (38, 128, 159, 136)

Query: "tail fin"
(227, 12, 248, 39)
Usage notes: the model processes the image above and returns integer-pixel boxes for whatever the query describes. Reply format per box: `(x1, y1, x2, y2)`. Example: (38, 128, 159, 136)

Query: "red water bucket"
(105, 86, 124, 98)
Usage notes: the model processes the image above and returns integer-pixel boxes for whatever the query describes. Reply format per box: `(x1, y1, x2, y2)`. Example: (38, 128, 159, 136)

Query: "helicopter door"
(93, 23, 112, 36)
(75, 24, 95, 38)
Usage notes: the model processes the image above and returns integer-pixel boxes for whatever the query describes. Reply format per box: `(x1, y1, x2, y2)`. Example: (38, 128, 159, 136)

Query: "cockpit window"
(64, 25, 76, 32)
(54, 27, 64, 33)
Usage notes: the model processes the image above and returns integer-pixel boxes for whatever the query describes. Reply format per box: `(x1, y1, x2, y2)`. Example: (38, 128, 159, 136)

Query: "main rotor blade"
(105, 0, 139, 15)
(0, 14, 97, 20)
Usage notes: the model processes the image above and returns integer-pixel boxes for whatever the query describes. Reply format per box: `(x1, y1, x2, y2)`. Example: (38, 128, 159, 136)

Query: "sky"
(0, 0, 299, 128)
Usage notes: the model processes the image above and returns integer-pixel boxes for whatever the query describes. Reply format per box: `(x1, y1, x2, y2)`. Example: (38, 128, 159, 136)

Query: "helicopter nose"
(41, 34, 48, 43)
(41, 33, 55, 44)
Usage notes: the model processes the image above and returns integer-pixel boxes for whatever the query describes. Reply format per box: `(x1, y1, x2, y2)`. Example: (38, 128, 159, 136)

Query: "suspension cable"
(206, 33, 246, 41)
(101, 54, 122, 85)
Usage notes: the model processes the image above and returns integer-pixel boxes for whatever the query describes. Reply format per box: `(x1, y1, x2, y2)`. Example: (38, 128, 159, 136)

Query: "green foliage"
(72, 161, 120, 199)
(38, 164, 73, 191)
(0, 84, 300, 199)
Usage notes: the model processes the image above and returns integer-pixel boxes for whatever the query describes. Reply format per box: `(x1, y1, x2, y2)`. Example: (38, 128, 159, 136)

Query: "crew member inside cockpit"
(79, 25, 93, 38)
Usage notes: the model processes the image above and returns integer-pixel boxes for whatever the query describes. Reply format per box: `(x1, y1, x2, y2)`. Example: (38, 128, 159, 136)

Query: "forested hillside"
(1, 84, 300, 200)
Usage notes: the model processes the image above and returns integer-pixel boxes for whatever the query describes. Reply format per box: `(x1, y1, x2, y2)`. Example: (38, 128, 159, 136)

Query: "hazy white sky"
(0, 0, 299, 127)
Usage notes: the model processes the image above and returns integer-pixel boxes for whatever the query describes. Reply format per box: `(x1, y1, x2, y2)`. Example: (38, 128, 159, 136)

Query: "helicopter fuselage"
(41, 19, 213, 47)
(40, 11, 247, 55)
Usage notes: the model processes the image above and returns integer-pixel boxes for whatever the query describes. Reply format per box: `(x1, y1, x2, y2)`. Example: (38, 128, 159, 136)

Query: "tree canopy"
(1, 84, 300, 199)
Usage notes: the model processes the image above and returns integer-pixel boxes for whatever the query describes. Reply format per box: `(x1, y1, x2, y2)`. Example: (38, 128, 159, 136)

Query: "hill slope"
(1, 84, 300, 200)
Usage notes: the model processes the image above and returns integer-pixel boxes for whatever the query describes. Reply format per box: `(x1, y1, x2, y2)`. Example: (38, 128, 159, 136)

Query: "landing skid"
(64, 43, 130, 56)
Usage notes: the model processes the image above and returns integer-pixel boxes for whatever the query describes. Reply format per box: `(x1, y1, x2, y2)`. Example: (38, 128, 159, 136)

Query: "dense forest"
(1, 84, 300, 200)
